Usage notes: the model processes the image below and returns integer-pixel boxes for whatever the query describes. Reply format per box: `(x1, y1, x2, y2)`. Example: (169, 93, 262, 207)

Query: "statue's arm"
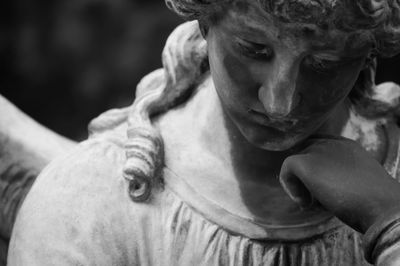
(0, 95, 76, 240)
(360, 208, 400, 266)
(366, 128, 400, 266)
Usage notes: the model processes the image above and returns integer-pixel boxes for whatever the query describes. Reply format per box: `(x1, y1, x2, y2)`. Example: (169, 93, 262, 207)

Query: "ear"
(198, 20, 209, 39)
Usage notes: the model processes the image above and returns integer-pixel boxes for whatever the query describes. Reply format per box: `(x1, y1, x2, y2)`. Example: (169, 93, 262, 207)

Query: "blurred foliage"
(1, 1, 400, 140)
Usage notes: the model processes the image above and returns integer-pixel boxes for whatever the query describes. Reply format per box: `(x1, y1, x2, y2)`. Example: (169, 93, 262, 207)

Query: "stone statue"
(0, 96, 76, 264)
(4, 0, 400, 265)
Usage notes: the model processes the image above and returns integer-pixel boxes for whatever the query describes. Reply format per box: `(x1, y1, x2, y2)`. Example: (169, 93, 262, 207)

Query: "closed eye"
(303, 55, 362, 74)
(234, 38, 274, 61)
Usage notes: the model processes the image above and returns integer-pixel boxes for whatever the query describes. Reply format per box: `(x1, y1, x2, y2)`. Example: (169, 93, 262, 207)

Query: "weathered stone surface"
(5, 1, 400, 265)
(0, 95, 76, 265)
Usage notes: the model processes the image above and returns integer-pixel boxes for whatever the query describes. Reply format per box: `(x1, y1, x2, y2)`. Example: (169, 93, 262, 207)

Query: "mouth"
(248, 109, 299, 130)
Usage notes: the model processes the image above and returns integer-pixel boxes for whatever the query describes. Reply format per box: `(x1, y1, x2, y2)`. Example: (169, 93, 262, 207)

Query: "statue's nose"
(258, 58, 300, 118)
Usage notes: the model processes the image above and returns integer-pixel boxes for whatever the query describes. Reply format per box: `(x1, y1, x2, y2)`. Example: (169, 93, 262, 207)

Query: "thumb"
(279, 156, 314, 209)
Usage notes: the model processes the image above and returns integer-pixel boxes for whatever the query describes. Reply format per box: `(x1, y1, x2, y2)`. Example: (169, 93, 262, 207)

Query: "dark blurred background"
(0, 0, 181, 140)
(1, 0, 399, 141)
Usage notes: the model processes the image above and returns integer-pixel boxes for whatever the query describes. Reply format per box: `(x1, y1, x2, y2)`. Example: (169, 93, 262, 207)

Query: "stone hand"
(279, 135, 400, 233)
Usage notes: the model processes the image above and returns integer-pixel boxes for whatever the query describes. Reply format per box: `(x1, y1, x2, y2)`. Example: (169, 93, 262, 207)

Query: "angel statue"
(3, 0, 400, 265)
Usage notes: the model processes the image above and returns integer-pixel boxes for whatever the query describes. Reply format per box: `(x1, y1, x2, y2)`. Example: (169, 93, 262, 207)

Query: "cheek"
(209, 43, 257, 104)
(222, 53, 256, 96)
(300, 68, 361, 113)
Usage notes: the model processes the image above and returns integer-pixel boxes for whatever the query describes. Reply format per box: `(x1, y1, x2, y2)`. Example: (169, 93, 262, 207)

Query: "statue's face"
(206, 1, 371, 151)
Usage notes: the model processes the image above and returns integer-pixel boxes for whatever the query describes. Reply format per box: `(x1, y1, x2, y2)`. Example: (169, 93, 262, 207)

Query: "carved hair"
(123, 21, 208, 202)
(123, 1, 400, 202)
(166, 0, 400, 57)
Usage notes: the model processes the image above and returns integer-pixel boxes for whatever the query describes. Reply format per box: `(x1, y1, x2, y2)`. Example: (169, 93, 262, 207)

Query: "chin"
(241, 127, 309, 151)
(250, 137, 304, 151)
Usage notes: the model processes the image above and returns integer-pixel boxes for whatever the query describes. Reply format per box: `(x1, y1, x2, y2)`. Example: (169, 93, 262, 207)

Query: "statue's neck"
(156, 75, 350, 228)
(198, 79, 350, 184)
(200, 92, 285, 182)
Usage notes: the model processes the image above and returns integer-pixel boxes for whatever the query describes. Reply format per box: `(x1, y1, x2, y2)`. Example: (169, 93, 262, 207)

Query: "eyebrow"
(312, 36, 371, 59)
(224, 8, 371, 58)
(312, 52, 366, 62)
(224, 14, 277, 44)
(231, 18, 269, 35)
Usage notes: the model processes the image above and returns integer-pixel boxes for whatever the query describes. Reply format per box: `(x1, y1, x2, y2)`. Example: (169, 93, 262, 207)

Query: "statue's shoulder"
(13, 138, 125, 216)
(16, 137, 131, 214)
(8, 138, 143, 265)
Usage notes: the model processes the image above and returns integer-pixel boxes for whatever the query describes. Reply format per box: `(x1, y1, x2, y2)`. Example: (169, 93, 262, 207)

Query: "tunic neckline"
(162, 121, 400, 241)
(163, 166, 342, 241)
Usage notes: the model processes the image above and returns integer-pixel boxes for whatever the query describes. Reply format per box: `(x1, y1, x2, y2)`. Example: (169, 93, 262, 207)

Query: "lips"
(248, 109, 298, 130)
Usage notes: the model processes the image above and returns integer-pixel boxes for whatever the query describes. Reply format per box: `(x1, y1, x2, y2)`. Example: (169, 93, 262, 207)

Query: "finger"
(289, 134, 344, 154)
(301, 134, 349, 149)
(279, 156, 314, 209)
(295, 134, 352, 155)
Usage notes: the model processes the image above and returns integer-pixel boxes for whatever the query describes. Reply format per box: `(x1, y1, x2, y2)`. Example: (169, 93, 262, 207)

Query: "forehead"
(222, 0, 371, 56)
